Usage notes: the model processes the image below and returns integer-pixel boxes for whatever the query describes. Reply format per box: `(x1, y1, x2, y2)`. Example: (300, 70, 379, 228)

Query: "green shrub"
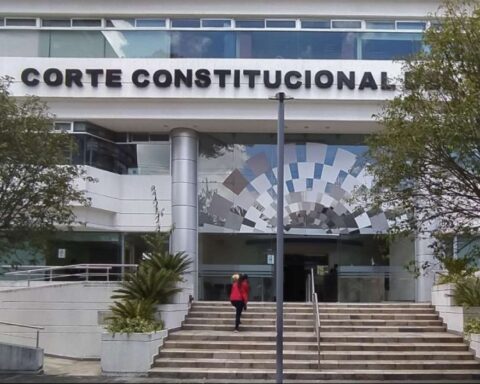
(106, 316, 163, 335)
(436, 254, 478, 284)
(464, 318, 480, 340)
(453, 277, 480, 308)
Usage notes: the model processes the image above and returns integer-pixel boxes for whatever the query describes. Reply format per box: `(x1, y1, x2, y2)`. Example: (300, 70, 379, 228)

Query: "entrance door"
(284, 254, 307, 302)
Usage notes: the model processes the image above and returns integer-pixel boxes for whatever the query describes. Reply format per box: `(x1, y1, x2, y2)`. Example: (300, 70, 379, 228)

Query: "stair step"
(158, 348, 474, 360)
(193, 301, 433, 308)
(185, 317, 443, 326)
(189, 311, 440, 320)
(163, 340, 469, 351)
(182, 323, 446, 332)
(153, 358, 480, 370)
(149, 367, 480, 380)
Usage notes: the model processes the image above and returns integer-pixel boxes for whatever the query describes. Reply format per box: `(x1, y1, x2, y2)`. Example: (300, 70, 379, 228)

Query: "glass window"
(54, 122, 73, 132)
(332, 20, 362, 29)
(396, 21, 426, 30)
(42, 19, 71, 27)
(106, 19, 135, 28)
(5, 18, 37, 27)
(360, 32, 423, 60)
(130, 133, 149, 142)
(202, 19, 231, 28)
(49, 30, 105, 57)
(235, 20, 264, 28)
(265, 20, 296, 28)
(301, 20, 330, 29)
(0, 30, 43, 57)
(0, 18, 4, 27)
(171, 31, 235, 58)
(103, 30, 170, 58)
(366, 20, 395, 30)
(171, 19, 201, 28)
(135, 19, 166, 28)
(72, 19, 102, 27)
(149, 134, 169, 142)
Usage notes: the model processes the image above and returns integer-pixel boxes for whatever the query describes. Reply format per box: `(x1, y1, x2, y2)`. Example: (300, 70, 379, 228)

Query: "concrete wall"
(0, 282, 118, 359)
(0, 343, 43, 373)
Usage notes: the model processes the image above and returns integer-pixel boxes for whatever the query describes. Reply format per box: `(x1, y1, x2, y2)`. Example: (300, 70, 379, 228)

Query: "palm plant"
(453, 277, 480, 308)
(112, 268, 182, 304)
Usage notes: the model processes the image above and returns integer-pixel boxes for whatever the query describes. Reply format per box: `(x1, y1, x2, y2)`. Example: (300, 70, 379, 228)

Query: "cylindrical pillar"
(170, 128, 198, 303)
(415, 233, 437, 302)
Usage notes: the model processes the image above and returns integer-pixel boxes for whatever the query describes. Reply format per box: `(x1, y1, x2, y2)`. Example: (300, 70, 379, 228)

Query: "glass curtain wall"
(0, 30, 423, 59)
(198, 133, 415, 302)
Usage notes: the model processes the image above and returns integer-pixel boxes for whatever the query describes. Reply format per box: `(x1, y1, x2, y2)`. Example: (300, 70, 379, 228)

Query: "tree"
(363, 0, 480, 239)
(0, 77, 90, 258)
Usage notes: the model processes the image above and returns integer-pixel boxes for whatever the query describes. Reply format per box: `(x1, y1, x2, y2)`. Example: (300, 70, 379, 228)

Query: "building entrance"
(198, 233, 415, 302)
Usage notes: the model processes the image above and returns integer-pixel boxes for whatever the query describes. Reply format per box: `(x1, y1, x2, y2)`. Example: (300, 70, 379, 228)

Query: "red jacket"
(240, 280, 250, 304)
(230, 281, 248, 303)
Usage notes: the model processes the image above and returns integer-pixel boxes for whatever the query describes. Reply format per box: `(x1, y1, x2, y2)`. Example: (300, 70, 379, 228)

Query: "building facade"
(0, 0, 444, 303)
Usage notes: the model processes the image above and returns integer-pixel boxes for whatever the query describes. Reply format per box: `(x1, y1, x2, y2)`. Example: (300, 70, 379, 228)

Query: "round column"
(170, 128, 198, 303)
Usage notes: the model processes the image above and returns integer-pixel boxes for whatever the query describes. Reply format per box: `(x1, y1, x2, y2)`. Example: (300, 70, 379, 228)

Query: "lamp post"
(270, 92, 292, 384)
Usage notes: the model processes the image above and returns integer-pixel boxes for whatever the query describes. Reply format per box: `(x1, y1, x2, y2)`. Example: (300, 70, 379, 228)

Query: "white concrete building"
(0, 0, 444, 303)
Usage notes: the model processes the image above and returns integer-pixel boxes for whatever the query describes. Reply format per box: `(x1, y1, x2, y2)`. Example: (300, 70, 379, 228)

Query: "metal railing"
(0, 321, 44, 348)
(3, 264, 138, 286)
(310, 268, 321, 369)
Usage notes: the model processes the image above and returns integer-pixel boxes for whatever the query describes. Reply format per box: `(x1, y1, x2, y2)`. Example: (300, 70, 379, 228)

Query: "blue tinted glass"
(239, 31, 299, 59)
(361, 32, 423, 60)
(235, 20, 264, 28)
(297, 32, 357, 59)
(286, 180, 295, 193)
(171, 19, 201, 28)
(301, 20, 330, 29)
(104, 31, 170, 58)
(171, 31, 235, 58)
(325, 147, 337, 166)
(202, 19, 231, 28)
(266, 20, 296, 28)
(397, 21, 426, 30)
(332, 20, 362, 29)
(289, 163, 299, 179)
(296, 144, 306, 162)
(306, 178, 313, 190)
(314, 163, 323, 179)
(366, 21, 395, 30)
(136, 19, 166, 27)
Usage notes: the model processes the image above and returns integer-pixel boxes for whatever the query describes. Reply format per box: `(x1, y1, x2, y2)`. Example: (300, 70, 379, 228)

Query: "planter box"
(431, 284, 480, 334)
(470, 334, 480, 359)
(101, 330, 168, 376)
(431, 283, 455, 306)
(156, 303, 189, 331)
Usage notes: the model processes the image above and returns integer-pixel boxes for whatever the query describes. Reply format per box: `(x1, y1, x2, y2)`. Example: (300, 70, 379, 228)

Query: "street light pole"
(270, 92, 292, 384)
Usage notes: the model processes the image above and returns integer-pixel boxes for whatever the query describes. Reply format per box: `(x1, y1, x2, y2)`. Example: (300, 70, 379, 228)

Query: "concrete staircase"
(150, 301, 480, 382)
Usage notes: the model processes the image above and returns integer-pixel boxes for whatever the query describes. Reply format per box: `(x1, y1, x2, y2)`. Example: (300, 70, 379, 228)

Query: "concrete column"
(170, 128, 198, 304)
(415, 233, 437, 302)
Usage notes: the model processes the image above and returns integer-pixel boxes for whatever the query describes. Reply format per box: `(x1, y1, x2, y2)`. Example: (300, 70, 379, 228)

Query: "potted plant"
(101, 230, 191, 376)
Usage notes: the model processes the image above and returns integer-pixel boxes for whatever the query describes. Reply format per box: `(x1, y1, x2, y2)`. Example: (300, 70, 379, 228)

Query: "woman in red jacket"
(230, 273, 246, 332)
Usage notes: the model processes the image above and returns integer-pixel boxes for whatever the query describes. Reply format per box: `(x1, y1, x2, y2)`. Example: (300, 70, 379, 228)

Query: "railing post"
(49, 269, 53, 282)
(85, 267, 89, 281)
(106, 267, 110, 282)
(36, 330, 39, 348)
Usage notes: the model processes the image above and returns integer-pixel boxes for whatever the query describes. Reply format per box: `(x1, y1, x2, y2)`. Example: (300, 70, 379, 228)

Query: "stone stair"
(150, 301, 480, 382)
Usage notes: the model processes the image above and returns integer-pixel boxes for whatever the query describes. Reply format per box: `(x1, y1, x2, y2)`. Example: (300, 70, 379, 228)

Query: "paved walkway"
(1, 356, 480, 383)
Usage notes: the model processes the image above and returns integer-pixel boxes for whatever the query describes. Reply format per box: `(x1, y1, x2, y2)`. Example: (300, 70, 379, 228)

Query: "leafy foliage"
(0, 77, 91, 256)
(361, 0, 480, 236)
(106, 316, 163, 335)
(464, 318, 480, 339)
(109, 299, 157, 321)
(106, 230, 191, 334)
(112, 268, 182, 304)
(453, 277, 480, 308)
(437, 255, 478, 284)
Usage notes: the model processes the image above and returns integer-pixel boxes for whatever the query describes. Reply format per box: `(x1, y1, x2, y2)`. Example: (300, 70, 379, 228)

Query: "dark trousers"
(231, 300, 244, 329)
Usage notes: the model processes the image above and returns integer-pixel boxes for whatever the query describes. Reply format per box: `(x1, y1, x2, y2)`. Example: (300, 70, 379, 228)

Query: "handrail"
(3, 263, 138, 286)
(0, 321, 44, 348)
(310, 268, 321, 369)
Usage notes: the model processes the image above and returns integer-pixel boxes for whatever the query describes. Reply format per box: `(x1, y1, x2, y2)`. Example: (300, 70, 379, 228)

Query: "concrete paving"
(1, 356, 480, 384)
